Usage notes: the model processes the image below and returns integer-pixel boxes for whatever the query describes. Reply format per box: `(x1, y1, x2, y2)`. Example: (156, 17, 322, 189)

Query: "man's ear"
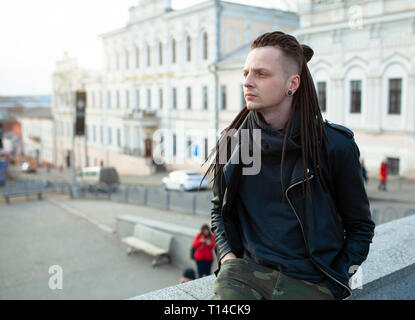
(288, 74, 301, 94)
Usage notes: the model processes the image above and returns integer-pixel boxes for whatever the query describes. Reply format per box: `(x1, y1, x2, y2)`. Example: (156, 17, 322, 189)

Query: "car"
(161, 170, 209, 191)
(21, 160, 36, 173)
(77, 166, 120, 193)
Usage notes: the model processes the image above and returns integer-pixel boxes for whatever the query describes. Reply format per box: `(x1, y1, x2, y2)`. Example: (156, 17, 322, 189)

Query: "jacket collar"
(222, 113, 314, 188)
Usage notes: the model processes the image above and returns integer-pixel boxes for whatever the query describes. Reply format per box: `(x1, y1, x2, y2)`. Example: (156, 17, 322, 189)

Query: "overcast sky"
(0, 0, 297, 96)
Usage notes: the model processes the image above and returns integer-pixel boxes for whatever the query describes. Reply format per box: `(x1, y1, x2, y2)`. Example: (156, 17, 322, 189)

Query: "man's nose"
(243, 74, 255, 88)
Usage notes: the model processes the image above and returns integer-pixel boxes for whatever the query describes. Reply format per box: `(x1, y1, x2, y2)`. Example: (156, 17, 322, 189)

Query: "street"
(0, 194, 183, 300)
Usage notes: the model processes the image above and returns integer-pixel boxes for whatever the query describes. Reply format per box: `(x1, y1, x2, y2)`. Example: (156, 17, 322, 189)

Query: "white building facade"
(295, 0, 415, 176)
(78, 0, 298, 174)
(52, 53, 90, 170)
(21, 108, 54, 166)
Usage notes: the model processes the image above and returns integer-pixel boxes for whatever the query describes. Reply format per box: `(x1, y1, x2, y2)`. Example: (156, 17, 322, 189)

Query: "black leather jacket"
(211, 116, 375, 300)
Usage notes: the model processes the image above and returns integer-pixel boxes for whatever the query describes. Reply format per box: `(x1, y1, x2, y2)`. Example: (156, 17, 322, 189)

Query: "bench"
(2, 182, 45, 204)
(122, 224, 174, 267)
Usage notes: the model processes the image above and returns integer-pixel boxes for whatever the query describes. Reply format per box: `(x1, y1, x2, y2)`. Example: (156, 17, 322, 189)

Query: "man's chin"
(246, 103, 262, 111)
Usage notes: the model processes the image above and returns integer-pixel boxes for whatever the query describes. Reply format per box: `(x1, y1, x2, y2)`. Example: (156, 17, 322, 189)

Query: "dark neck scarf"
(245, 108, 301, 158)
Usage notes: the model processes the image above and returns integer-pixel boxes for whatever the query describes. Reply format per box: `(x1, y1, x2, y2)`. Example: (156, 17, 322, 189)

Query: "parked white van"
(78, 166, 120, 193)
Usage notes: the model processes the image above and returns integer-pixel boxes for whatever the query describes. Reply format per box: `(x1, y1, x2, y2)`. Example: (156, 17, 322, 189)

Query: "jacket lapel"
(223, 115, 250, 187)
(288, 157, 315, 187)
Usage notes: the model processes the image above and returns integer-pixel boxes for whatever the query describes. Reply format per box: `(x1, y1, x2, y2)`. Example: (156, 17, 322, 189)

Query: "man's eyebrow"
(242, 67, 270, 73)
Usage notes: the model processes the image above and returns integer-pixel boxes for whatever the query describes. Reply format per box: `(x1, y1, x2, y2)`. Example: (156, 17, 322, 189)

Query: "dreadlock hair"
(202, 31, 327, 201)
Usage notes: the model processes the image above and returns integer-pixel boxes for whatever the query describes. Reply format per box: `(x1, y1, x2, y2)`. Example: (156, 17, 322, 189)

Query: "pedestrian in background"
(192, 224, 215, 278)
(180, 268, 196, 283)
(378, 159, 388, 191)
(0, 154, 8, 187)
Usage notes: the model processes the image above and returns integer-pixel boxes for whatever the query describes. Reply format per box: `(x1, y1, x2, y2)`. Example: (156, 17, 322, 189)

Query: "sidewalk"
(0, 196, 182, 299)
(365, 175, 415, 204)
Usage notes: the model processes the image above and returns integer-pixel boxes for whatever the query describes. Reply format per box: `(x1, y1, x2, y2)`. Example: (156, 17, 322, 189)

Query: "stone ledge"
(130, 213, 415, 300)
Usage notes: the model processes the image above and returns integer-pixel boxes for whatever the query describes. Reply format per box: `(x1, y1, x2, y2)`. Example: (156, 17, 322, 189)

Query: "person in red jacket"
(192, 224, 216, 278)
(378, 159, 388, 191)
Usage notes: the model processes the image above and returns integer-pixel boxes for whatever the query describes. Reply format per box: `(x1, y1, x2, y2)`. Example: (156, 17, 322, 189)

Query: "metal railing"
(16, 177, 212, 216)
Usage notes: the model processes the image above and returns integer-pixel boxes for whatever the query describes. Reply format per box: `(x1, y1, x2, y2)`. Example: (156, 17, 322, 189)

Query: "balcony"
(122, 109, 160, 127)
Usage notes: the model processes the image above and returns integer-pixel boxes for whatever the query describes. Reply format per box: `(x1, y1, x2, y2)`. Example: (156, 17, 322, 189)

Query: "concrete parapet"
(131, 213, 415, 300)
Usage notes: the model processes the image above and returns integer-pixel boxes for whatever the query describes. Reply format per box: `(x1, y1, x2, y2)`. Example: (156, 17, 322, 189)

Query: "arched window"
(203, 32, 208, 60)
(186, 35, 191, 62)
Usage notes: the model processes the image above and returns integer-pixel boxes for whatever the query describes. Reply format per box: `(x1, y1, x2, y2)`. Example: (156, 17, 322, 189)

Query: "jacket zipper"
(285, 173, 352, 300)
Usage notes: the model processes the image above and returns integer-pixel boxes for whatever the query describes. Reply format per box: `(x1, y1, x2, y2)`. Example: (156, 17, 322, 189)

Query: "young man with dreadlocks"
(204, 31, 375, 300)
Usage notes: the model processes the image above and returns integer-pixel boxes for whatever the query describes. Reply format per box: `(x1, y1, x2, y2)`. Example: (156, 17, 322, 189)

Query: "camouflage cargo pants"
(212, 258, 334, 300)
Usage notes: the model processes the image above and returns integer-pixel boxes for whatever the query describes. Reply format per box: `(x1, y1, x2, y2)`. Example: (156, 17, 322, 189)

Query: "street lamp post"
(71, 92, 79, 197)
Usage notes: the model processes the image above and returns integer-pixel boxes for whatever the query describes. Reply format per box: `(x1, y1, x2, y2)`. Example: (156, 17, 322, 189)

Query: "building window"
(124, 126, 130, 148)
(387, 157, 400, 175)
(186, 36, 191, 62)
(159, 88, 163, 109)
(135, 89, 140, 109)
(147, 44, 151, 67)
(100, 126, 104, 144)
(186, 87, 192, 109)
(204, 137, 208, 160)
(117, 128, 121, 147)
(240, 84, 245, 109)
(93, 125, 96, 143)
(107, 91, 111, 108)
(159, 42, 163, 65)
(203, 32, 208, 60)
(99, 91, 103, 108)
(125, 49, 129, 70)
(187, 137, 192, 158)
(116, 90, 120, 108)
(317, 81, 327, 112)
(172, 88, 177, 109)
(91, 92, 95, 108)
(135, 47, 139, 69)
(388, 78, 402, 115)
(202, 86, 208, 110)
(108, 128, 112, 145)
(221, 85, 227, 110)
(126, 90, 129, 109)
(173, 134, 177, 156)
(147, 89, 151, 109)
(172, 39, 176, 64)
(350, 80, 362, 113)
